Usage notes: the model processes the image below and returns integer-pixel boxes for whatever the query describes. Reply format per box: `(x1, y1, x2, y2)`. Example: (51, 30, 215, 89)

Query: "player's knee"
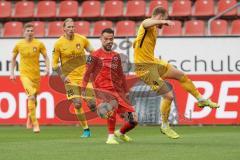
(28, 95, 35, 101)
(72, 98, 82, 109)
(87, 99, 96, 112)
(155, 83, 172, 96)
(163, 91, 174, 101)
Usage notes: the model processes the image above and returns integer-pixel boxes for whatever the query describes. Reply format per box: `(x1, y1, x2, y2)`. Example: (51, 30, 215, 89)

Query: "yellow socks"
(27, 99, 38, 126)
(179, 75, 202, 99)
(160, 98, 172, 124)
(74, 107, 89, 129)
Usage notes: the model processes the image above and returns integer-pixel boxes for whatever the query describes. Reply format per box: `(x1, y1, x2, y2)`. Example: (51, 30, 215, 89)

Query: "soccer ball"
(97, 102, 115, 119)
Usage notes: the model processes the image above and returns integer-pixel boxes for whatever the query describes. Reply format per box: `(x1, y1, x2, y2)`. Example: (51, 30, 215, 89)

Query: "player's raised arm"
(141, 6, 174, 29)
(40, 42, 50, 76)
(142, 19, 175, 29)
(10, 45, 19, 81)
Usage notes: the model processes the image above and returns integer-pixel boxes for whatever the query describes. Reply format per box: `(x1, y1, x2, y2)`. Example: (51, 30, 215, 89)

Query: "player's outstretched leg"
(160, 92, 180, 139)
(106, 112, 119, 144)
(178, 75, 219, 108)
(162, 66, 219, 109)
(115, 112, 138, 142)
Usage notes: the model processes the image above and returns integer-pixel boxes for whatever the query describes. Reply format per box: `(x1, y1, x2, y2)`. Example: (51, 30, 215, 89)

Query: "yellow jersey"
(52, 33, 93, 82)
(12, 38, 47, 80)
(134, 21, 158, 64)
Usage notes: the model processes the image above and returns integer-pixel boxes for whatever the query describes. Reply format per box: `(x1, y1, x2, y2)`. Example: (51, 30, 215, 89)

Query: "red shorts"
(94, 88, 135, 114)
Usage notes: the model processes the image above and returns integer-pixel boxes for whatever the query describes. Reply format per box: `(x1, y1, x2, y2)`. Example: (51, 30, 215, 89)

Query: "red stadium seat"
(59, 0, 78, 18)
(161, 20, 182, 36)
(171, 0, 192, 17)
(103, 0, 123, 17)
(81, 1, 101, 18)
(75, 21, 90, 36)
(185, 20, 205, 36)
(47, 21, 64, 37)
(3, 22, 23, 37)
(217, 0, 238, 16)
(13, 1, 34, 18)
(147, 0, 168, 17)
(210, 19, 228, 35)
(125, 0, 146, 17)
(115, 20, 136, 36)
(92, 20, 113, 36)
(193, 0, 215, 17)
(35, 1, 56, 18)
(230, 19, 240, 35)
(30, 21, 45, 37)
(0, 1, 11, 18)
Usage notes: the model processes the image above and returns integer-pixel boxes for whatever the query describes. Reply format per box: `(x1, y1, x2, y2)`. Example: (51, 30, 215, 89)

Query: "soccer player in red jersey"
(82, 28, 138, 144)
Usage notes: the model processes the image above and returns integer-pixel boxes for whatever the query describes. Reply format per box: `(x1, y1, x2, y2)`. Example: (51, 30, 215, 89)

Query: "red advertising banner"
(171, 75, 240, 125)
(0, 76, 110, 125)
(0, 75, 240, 125)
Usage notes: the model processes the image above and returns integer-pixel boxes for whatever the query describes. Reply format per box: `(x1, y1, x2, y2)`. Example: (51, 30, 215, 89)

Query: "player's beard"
(103, 44, 112, 51)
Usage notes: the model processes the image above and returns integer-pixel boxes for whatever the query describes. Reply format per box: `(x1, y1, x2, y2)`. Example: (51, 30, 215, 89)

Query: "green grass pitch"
(0, 126, 239, 160)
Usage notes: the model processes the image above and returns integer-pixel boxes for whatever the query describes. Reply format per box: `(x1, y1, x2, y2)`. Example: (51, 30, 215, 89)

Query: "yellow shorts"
(135, 59, 171, 92)
(65, 80, 95, 100)
(20, 76, 40, 96)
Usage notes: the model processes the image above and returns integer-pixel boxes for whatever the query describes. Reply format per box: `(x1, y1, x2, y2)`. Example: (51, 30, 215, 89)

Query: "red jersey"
(82, 48, 128, 93)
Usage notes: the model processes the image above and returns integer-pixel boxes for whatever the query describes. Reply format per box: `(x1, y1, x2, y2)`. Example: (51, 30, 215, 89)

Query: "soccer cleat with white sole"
(160, 126, 180, 139)
(198, 99, 219, 109)
(114, 130, 133, 142)
(106, 137, 119, 144)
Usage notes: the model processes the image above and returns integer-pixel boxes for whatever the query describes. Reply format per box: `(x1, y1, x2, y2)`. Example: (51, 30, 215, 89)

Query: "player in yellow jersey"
(52, 18, 96, 138)
(10, 23, 50, 133)
(134, 7, 219, 139)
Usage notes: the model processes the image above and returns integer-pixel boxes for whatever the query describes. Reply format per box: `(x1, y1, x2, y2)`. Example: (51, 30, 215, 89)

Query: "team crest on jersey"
(33, 47, 37, 52)
(113, 56, 118, 61)
(76, 43, 81, 50)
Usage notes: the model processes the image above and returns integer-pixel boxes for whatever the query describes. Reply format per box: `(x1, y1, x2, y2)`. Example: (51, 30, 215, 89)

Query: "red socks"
(107, 112, 116, 134)
(107, 111, 137, 134)
(120, 122, 137, 134)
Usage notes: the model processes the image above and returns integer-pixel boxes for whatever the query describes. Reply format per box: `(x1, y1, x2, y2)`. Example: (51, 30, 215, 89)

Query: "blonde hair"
(24, 23, 34, 29)
(152, 6, 167, 17)
(63, 18, 74, 27)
